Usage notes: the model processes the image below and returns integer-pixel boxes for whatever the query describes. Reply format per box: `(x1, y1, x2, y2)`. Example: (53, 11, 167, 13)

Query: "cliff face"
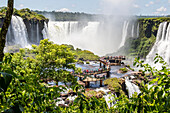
(0, 17, 48, 44)
(0, 8, 49, 45)
(23, 19, 48, 44)
(112, 17, 170, 58)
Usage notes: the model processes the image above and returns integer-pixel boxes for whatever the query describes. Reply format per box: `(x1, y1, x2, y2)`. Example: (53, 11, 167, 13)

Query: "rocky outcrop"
(111, 17, 170, 58)
(23, 19, 48, 44)
(0, 14, 49, 45)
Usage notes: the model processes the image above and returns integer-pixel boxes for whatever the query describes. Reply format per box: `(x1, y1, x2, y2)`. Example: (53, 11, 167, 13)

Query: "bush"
(112, 54, 170, 112)
(104, 78, 124, 95)
(78, 60, 84, 64)
(119, 67, 128, 73)
(86, 61, 90, 64)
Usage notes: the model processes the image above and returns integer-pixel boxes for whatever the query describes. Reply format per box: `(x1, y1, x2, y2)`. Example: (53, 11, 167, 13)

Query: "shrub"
(86, 61, 90, 64)
(119, 67, 128, 73)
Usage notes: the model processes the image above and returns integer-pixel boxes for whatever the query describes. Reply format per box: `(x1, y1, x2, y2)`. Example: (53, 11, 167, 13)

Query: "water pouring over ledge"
(5, 16, 31, 49)
(146, 22, 170, 68)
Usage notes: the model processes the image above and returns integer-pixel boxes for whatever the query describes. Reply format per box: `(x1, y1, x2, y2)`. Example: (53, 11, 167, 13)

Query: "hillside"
(109, 17, 170, 58)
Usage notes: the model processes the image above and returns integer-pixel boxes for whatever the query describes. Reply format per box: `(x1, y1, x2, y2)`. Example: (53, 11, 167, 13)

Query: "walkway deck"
(99, 56, 126, 66)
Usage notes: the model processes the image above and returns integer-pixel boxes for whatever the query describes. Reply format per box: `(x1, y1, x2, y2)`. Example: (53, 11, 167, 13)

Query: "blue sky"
(0, 0, 170, 15)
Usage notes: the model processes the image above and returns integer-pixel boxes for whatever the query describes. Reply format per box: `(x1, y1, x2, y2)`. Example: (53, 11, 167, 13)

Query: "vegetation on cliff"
(104, 78, 125, 95)
(116, 17, 170, 58)
(0, 7, 48, 21)
(119, 67, 128, 73)
(63, 44, 100, 61)
(35, 11, 103, 21)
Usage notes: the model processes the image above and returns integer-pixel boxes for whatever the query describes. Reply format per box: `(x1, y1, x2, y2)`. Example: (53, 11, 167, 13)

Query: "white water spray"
(6, 16, 30, 48)
(119, 21, 129, 48)
(125, 77, 140, 98)
(146, 22, 170, 67)
(42, 22, 48, 39)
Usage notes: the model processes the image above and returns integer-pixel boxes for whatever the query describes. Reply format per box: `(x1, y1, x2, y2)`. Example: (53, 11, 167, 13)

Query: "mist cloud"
(100, 0, 135, 15)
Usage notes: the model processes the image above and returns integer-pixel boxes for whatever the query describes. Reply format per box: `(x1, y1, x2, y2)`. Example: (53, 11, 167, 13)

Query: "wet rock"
(58, 104, 68, 107)
(123, 74, 129, 78)
(132, 80, 142, 86)
(69, 100, 73, 105)
(139, 76, 145, 80)
(96, 93, 103, 98)
(60, 94, 68, 97)
(65, 99, 70, 104)
(132, 78, 137, 80)
(62, 97, 67, 100)
(68, 91, 77, 96)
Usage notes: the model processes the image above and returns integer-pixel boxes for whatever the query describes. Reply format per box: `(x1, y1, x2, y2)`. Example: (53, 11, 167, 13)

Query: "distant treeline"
(34, 10, 169, 21)
(34, 11, 104, 21)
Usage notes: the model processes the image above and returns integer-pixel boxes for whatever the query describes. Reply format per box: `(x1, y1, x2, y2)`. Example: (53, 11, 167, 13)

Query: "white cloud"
(145, 4, 149, 7)
(154, 6, 167, 15)
(72, 4, 75, 7)
(169, 0, 170, 3)
(19, 4, 24, 8)
(145, 1, 154, 7)
(133, 4, 139, 8)
(100, 0, 135, 15)
(149, 1, 154, 5)
(55, 8, 70, 12)
(156, 6, 167, 12)
(154, 11, 160, 14)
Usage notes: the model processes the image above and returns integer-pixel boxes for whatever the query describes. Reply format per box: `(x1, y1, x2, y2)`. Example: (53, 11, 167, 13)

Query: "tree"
(31, 39, 77, 84)
(0, 0, 14, 61)
(0, 39, 79, 112)
(111, 55, 170, 113)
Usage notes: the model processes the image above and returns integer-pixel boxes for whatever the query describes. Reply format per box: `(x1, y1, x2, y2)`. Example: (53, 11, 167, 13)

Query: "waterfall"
(118, 20, 139, 49)
(125, 77, 141, 98)
(46, 20, 140, 56)
(48, 21, 79, 39)
(131, 24, 135, 38)
(119, 21, 129, 48)
(30, 22, 34, 43)
(36, 23, 40, 44)
(6, 16, 30, 48)
(103, 94, 117, 108)
(42, 22, 48, 39)
(47, 21, 113, 56)
(137, 23, 139, 38)
(146, 22, 170, 67)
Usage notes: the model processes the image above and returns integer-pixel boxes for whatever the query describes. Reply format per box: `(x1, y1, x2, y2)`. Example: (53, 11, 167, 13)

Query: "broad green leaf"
(0, 72, 12, 92)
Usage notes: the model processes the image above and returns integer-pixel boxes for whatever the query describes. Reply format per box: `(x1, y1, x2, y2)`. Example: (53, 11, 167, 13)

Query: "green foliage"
(35, 11, 102, 21)
(31, 39, 77, 83)
(0, 39, 78, 112)
(63, 94, 108, 112)
(14, 8, 47, 21)
(133, 17, 170, 58)
(126, 65, 134, 71)
(119, 67, 128, 73)
(86, 61, 90, 64)
(63, 44, 100, 61)
(104, 78, 124, 95)
(0, 7, 47, 21)
(114, 17, 170, 58)
(0, 39, 169, 112)
(112, 54, 170, 113)
(78, 60, 84, 64)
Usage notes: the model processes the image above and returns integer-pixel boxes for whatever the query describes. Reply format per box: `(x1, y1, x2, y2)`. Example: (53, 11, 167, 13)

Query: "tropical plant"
(112, 54, 170, 113)
(0, 39, 79, 112)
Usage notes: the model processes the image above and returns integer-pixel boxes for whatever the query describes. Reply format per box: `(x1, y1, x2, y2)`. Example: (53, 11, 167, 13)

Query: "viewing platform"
(73, 68, 110, 79)
(73, 68, 110, 88)
(99, 56, 126, 67)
